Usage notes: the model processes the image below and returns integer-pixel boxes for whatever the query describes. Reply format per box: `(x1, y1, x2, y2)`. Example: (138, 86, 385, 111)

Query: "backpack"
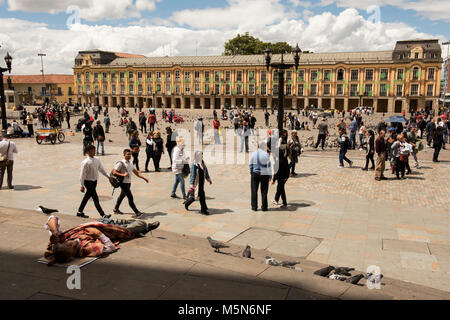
(109, 161, 124, 194)
(344, 136, 351, 149)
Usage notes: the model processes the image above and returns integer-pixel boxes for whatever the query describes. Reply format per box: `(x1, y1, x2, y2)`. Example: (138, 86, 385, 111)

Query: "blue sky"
(0, 0, 449, 74)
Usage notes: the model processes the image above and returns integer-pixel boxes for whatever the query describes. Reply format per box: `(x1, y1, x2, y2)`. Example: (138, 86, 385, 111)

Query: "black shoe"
(145, 169, 149, 173)
(261, 208, 268, 212)
(380, 176, 388, 180)
(251, 208, 258, 212)
(147, 221, 160, 232)
(77, 212, 89, 219)
(8, 186, 14, 189)
(199, 210, 210, 215)
(171, 194, 178, 199)
(361, 167, 368, 171)
(155, 169, 161, 172)
(102, 214, 112, 219)
(113, 209, 124, 215)
(135, 211, 144, 218)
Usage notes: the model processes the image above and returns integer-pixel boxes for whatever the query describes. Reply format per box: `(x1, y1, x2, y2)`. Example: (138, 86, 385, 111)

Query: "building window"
(250, 84, 255, 95)
(380, 69, 389, 81)
(337, 69, 344, 81)
(298, 70, 305, 81)
(195, 84, 200, 94)
(396, 85, 402, 96)
(310, 84, 317, 95)
(249, 70, 255, 81)
(156, 84, 161, 94)
(311, 70, 318, 82)
(411, 84, 419, 96)
(225, 84, 230, 95)
(112, 85, 116, 94)
(156, 72, 161, 81)
(128, 72, 133, 81)
(120, 72, 124, 82)
(379, 84, 387, 96)
(237, 71, 243, 82)
(273, 71, 279, 82)
(185, 71, 191, 81)
(412, 67, 420, 81)
(427, 84, 434, 96)
(78, 86, 82, 94)
(166, 72, 171, 81)
(351, 84, 359, 96)
(194, 71, 200, 82)
(137, 72, 142, 81)
(86, 85, 91, 94)
(85, 72, 90, 82)
(273, 85, 278, 95)
(68, 87, 73, 95)
(102, 84, 107, 94)
(237, 84, 242, 95)
(138, 85, 143, 94)
(94, 73, 98, 82)
(129, 84, 134, 94)
(205, 71, 210, 82)
(146, 72, 152, 80)
(261, 71, 267, 82)
(286, 71, 292, 82)
(261, 84, 267, 95)
(365, 69, 374, 81)
(397, 69, 404, 80)
(57, 87, 62, 95)
(8, 96, 14, 103)
(165, 84, 171, 94)
(120, 85, 125, 94)
(185, 84, 190, 94)
(176, 85, 180, 94)
(215, 84, 220, 94)
(298, 84, 304, 96)
(337, 84, 343, 95)
(415, 52, 419, 59)
(324, 84, 330, 95)
(205, 84, 210, 94)
(428, 68, 435, 81)
(175, 71, 180, 81)
(364, 84, 372, 96)
(77, 73, 81, 82)
(146, 85, 151, 94)
(351, 70, 359, 81)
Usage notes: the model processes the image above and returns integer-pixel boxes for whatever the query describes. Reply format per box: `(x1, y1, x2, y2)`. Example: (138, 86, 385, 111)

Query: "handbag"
(182, 163, 190, 177)
(0, 142, 10, 168)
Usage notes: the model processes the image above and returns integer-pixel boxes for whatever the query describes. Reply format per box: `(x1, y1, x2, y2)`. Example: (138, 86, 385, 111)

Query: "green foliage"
(223, 32, 293, 56)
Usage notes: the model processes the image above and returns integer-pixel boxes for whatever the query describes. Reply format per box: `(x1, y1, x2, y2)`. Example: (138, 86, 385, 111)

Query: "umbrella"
(385, 116, 407, 123)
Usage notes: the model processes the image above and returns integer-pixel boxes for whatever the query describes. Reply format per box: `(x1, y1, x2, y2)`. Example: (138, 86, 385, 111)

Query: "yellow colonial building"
(74, 39, 443, 113)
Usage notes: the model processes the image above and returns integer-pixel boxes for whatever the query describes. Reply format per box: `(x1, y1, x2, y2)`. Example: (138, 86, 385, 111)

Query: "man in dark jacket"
(426, 119, 436, 147)
(139, 112, 147, 134)
(376, 120, 387, 134)
(375, 130, 387, 181)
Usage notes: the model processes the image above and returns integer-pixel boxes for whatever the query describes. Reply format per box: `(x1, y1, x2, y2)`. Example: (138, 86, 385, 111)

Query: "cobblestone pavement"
(1, 109, 449, 292)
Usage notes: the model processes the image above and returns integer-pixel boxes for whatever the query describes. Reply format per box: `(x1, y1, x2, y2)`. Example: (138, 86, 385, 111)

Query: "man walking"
(77, 145, 110, 219)
(239, 120, 250, 153)
(338, 128, 353, 168)
(112, 149, 149, 217)
(0, 133, 18, 190)
(314, 118, 328, 150)
(349, 117, 358, 149)
(148, 111, 157, 132)
(250, 141, 272, 212)
(139, 112, 147, 134)
(375, 130, 387, 181)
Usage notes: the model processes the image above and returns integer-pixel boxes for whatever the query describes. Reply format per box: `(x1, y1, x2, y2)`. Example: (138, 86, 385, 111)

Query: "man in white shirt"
(0, 133, 18, 190)
(112, 149, 149, 217)
(77, 145, 110, 219)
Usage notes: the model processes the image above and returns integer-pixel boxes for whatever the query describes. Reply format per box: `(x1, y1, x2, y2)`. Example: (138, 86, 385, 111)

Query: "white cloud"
(0, 8, 445, 75)
(6, 0, 162, 21)
(168, 0, 295, 30)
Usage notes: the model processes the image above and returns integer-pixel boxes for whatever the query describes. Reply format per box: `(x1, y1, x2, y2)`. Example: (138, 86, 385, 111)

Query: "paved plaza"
(1, 109, 449, 296)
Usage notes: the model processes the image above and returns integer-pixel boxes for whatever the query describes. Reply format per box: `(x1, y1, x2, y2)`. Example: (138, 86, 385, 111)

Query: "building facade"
(74, 39, 443, 113)
(3, 74, 76, 108)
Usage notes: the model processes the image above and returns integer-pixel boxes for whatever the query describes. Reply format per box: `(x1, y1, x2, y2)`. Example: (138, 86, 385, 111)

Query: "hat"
(198, 117, 203, 121)
(389, 127, 396, 132)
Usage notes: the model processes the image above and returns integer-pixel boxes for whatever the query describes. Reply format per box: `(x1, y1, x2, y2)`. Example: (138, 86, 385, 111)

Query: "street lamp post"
(1, 51, 13, 135)
(38, 53, 46, 103)
(265, 44, 301, 132)
(359, 94, 363, 108)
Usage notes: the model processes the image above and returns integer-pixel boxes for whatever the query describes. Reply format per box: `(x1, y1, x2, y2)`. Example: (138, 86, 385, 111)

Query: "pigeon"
(314, 265, 335, 277)
(265, 256, 280, 266)
(329, 273, 347, 281)
(242, 245, 251, 258)
(37, 206, 58, 215)
(280, 260, 300, 268)
(334, 267, 355, 276)
(108, 139, 113, 143)
(346, 274, 365, 285)
(206, 236, 229, 253)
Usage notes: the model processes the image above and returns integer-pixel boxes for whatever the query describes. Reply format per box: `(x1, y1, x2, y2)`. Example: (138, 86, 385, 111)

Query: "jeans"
(350, 132, 356, 149)
(251, 173, 270, 211)
(132, 152, 140, 171)
(315, 134, 326, 149)
(145, 152, 161, 171)
(275, 179, 288, 206)
(240, 136, 249, 152)
(339, 148, 351, 166)
(171, 173, 186, 198)
(149, 123, 155, 132)
(359, 134, 364, 147)
(78, 180, 104, 215)
(115, 183, 139, 213)
(96, 140, 104, 155)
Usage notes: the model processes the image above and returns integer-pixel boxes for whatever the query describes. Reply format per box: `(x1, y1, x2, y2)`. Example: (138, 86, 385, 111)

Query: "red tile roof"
(114, 52, 146, 58)
(3, 74, 74, 84)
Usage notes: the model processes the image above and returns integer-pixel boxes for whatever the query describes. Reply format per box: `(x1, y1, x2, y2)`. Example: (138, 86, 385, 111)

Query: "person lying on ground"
(43, 215, 160, 266)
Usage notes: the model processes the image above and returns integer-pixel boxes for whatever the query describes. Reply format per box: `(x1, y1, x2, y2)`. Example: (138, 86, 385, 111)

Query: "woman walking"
(391, 134, 406, 179)
(432, 126, 444, 162)
(287, 131, 302, 176)
(166, 127, 177, 169)
(185, 151, 212, 215)
(272, 134, 290, 209)
(361, 130, 375, 171)
(93, 120, 106, 156)
(171, 137, 189, 200)
(129, 130, 141, 171)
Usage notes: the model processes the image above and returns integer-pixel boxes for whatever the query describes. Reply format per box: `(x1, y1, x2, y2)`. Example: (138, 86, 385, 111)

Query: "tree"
(223, 33, 294, 56)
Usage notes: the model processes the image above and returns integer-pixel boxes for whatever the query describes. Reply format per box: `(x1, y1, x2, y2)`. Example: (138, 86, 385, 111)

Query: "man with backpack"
(338, 128, 353, 168)
(126, 117, 137, 139)
(77, 145, 110, 219)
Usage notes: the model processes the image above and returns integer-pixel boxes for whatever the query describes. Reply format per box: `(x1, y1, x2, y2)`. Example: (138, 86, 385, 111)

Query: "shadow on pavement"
(11, 185, 43, 191)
